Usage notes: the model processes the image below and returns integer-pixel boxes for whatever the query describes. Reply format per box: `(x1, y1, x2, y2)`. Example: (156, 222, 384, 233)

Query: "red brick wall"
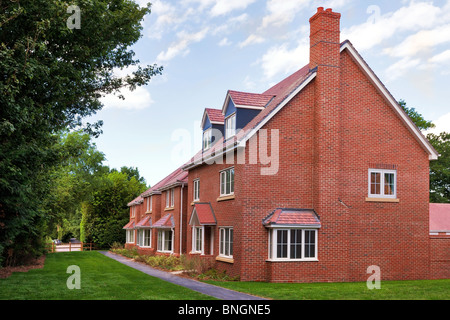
(187, 161, 242, 279)
(430, 235, 450, 279)
(233, 47, 431, 283)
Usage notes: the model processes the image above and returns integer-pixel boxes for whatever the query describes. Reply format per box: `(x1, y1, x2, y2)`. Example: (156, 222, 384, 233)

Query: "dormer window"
(225, 113, 236, 140)
(203, 128, 212, 150)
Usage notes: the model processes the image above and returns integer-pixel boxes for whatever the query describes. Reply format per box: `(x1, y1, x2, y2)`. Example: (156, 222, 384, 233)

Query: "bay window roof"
(263, 208, 321, 228)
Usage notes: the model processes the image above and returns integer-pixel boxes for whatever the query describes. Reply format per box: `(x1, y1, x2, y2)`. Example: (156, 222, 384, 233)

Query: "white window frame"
(193, 179, 200, 202)
(166, 188, 175, 208)
(203, 128, 212, 150)
(368, 169, 397, 199)
(268, 228, 318, 261)
(146, 196, 152, 213)
(219, 227, 233, 258)
(220, 167, 234, 196)
(126, 229, 135, 244)
(225, 113, 236, 140)
(157, 229, 173, 253)
(192, 226, 204, 254)
(138, 229, 152, 248)
(131, 206, 136, 218)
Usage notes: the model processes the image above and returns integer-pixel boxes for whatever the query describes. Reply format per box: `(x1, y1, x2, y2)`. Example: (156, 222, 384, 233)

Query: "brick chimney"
(310, 8, 348, 275)
(309, 7, 341, 70)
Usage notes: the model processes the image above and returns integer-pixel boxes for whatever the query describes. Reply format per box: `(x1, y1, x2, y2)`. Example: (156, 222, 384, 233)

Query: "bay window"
(268, 228, 317, 261)
(192, 226, 203, 254)
(157, 229, 173, 253)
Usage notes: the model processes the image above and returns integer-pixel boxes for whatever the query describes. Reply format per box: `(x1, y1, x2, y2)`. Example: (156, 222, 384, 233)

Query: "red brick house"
(123, 8, 449, 283)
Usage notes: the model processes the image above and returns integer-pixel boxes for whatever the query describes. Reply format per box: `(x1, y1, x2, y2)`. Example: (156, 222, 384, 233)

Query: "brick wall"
(430, 235, 450, 279)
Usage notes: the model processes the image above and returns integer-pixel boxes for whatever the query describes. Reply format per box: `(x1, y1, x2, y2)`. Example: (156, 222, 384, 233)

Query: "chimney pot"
(317, 7, 324, 12)
(326, 8, 333, 12)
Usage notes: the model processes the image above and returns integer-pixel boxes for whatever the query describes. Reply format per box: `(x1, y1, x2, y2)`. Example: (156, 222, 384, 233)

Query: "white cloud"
(261, 0, 309, 29)
(429, 49, 450, 64)
(384, 24, 450, 58)
(260, 40, 309, 80)
(427, 112, 450, 134)
(156, 28, 209, 62)
(385, 57, 421, 82)
(218, 37, 232, 46)
(210, 0, 256, 17)
(342, 1, 443, 51)
(101, 86, 154, 111)
(239, 34, 265, 48)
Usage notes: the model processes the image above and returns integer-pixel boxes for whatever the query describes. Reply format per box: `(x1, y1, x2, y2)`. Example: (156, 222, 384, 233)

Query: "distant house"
(123, 8, 449, 283)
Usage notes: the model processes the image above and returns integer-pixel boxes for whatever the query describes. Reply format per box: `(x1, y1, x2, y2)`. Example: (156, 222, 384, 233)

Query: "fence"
(46, 242, 97, 253)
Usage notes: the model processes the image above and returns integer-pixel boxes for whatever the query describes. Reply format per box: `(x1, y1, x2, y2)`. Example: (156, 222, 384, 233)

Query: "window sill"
(164, 207, 174, 211)
(365, 197, 399, 203)
(145, 211, 152, 214)
(266, 259, 319, 262)
(217, 194, 235, 202)
(216, 256, 234, 264)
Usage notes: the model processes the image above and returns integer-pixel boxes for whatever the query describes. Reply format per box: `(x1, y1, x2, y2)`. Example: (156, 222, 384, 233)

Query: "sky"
(86, 0, 450, 187)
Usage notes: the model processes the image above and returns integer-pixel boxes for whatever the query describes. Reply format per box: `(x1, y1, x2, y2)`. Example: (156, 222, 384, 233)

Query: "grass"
(0, 251, 213, 300)
(203, 279, 450, 300)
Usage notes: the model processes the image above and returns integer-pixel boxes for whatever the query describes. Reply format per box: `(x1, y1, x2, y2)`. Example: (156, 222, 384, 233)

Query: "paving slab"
(99, 251, 267, 300)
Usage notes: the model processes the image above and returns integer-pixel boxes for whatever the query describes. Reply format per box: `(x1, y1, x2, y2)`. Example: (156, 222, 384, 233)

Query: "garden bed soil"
(0, 255, 46, 279)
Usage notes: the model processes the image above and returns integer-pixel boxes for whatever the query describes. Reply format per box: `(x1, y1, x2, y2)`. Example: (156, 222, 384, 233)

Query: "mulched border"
(0, 255, 46, 279)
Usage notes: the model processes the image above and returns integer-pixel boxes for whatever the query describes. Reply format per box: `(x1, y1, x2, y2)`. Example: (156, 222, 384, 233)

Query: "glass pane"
(221, 172, 225, 195)
(219, 229, 224, 254)
(277, 230, 288, 258)
(290, 229, 302, 259)
(230, 168, 234, 193)
(225, 228, 230, 256)
(384, 173, 395, 195)
(370, 172, 381, 195)
(229, 229, 233, 256)
(226, 170, 231, 195)
(304, 230, 316, 258)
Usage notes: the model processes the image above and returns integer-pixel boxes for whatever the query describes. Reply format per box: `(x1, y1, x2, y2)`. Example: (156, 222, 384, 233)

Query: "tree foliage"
(399, 100, 449, 203)
(0, 0, 161, 265)
(427, 132, 450, 203)
(80, 169, 147, 248)
(399, 99, 435, 131)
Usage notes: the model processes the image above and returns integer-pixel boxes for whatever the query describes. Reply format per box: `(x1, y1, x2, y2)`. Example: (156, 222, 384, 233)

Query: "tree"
(399, 100, 449, 203)
(42, 130, 108, 241)
(80, 169, 147, 248)
(0, 0, 162, 265)
(399, 99, 435, 131)
(427, 132, 450, 203)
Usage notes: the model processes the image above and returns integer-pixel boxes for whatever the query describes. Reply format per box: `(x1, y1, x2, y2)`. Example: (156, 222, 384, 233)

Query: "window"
(219, 227, 233, 258)
(138, 229, 152, 247)
(203, 129, 212, 150)
(225, 113, 236, 140)
(192, 226, 203, 254)
(268, 229, 317, 261)
(146, 196, 152, 212)
(166, 189, 174, 208)
(193, 179, 200, 202)
(368, 169, 397, 198)
(126, 230, 135, 244)
(131, 206, 136, 218)
(220, 167, 234, 196)
(157, 229, 173, 253)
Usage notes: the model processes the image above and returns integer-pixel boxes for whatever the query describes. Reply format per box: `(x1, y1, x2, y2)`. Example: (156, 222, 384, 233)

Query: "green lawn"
(0, 251, 213, 300)
(204, 278, 450, 300)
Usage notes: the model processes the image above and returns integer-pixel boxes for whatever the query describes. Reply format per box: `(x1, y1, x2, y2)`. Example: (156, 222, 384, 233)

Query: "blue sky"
(87, 0, 450, 186)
